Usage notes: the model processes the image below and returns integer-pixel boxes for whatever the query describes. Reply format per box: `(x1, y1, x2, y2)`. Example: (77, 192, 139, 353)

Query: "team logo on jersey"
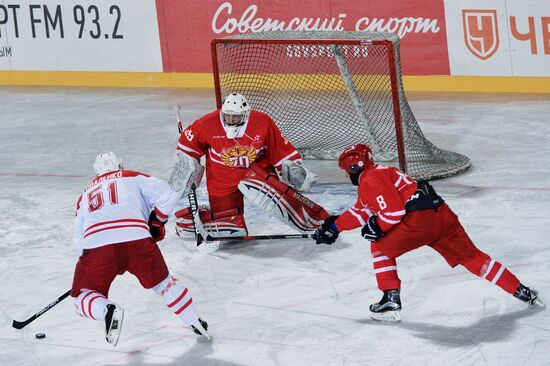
(462, 9, 499, 60)
(220, 145, 257, 168)
(184, 128, 194, 141)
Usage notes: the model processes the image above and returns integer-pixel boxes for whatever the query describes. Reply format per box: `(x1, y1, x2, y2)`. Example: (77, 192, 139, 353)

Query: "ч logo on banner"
(462, 9, 499, 60)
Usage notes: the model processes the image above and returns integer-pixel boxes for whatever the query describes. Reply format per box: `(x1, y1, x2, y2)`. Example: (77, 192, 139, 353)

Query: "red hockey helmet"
(338, 144, 374, 174)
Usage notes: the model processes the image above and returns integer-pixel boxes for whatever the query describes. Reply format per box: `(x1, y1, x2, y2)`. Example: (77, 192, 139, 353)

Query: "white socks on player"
(152, 274, 200, 326)
(75, 289, 111, 320)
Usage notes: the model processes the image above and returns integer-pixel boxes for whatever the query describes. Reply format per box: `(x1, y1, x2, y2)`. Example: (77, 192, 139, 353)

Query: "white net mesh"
(212, 31, 471, 180)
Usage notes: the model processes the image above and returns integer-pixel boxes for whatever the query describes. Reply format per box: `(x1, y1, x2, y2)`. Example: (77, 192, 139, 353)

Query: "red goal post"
(210, 31, 471, 180)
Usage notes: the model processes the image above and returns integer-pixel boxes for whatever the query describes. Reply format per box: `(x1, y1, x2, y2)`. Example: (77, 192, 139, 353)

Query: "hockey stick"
(187, 185, 314, 246)
(207, 234, 313, 242)
(174, 104, 184, 134)
(12, 289, 71, 329)
(187, 183, 209, 247)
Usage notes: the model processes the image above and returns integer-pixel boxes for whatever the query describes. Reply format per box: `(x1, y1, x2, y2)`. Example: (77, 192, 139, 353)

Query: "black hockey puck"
(35, 333, 46, 339)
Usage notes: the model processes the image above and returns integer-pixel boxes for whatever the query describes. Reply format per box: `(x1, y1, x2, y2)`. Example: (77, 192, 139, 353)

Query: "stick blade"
(12, 320, 28, 329)
(197, 240, 222, 253)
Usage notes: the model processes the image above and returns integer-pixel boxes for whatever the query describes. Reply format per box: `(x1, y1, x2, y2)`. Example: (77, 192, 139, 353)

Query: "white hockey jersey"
(74, 170, 178, 255)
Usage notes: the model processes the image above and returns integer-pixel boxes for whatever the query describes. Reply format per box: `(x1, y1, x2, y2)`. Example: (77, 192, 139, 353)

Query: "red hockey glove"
(361, 215, 384, 242)
(148, 212, 166, 243)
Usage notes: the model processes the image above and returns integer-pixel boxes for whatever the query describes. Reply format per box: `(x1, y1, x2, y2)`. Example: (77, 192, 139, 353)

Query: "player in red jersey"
(72, 152, 209, 346)
(169, 93, 327, 239)
(313, 144, 543, 321)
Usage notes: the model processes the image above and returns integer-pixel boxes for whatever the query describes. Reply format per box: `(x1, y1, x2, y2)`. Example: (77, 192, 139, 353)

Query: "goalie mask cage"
(211, 31, 471, 180)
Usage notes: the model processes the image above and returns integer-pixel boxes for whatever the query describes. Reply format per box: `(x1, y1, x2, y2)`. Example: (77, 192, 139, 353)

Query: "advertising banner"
(1, 0, 547, 81)
(445, 0, 550, 76)
(0, 0, 162, 71)
(157, 0, 449, 76)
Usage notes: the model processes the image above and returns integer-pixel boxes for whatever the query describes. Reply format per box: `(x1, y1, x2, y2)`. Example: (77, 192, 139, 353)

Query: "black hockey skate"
(370, 289, 402, 322)
(191, 318, 211, 340)
(514, 283, 544, 307)
(104, 303, 124, 346)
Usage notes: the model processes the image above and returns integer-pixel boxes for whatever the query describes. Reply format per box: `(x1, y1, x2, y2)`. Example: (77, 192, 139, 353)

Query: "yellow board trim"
(0, 71, 214, 88)
(0, 71, 549, 93)
(403, 75, 550, 94)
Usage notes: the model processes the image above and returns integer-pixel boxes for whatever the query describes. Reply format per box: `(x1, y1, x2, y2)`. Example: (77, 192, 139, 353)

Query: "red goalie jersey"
(177, 110, 301, 196)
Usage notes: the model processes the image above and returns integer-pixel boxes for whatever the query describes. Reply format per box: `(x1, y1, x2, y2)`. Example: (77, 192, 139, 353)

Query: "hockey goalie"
(168, 93, 328, 244)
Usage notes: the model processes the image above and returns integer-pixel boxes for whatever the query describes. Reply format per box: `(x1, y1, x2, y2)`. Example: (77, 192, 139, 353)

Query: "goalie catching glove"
(168, 153, 205, 200)
(277, 160, 318, 192)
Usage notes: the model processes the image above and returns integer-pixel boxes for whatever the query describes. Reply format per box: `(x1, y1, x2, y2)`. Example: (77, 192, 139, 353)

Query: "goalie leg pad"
(175, 206, 207, 238)
(175, 206, 247, 238)
(238, 164, 329, 232)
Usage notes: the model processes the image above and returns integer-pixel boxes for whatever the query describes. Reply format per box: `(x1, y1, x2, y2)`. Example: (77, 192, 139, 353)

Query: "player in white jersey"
(71, 152, 209, 346)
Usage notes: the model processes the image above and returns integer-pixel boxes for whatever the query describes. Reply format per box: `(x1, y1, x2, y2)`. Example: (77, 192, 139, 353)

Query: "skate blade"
(534, 297, 545, 308)
(371, 310, 402, 322)
(106, 307, 124, 347)
(191, 321, 212, 341)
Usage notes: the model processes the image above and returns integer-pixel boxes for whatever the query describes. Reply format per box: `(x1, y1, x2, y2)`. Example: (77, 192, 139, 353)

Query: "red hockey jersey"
(177, 110, 301, 196)
(335, 165, 418, 233)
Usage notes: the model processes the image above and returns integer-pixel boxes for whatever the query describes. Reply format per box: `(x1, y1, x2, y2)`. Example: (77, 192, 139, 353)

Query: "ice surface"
(0, 87, 549, 366)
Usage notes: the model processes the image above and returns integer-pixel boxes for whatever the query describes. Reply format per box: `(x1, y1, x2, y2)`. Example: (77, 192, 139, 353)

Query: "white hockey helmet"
(93, 152, 123, 176)
(221, 93, 251, 138)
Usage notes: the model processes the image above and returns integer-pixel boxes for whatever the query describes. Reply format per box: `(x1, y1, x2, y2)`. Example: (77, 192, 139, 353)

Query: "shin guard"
(152, 274, 200, 326)
(371, 242, 401, 291)
(75, 289, 110, 320)
(461, 251, 520, 294)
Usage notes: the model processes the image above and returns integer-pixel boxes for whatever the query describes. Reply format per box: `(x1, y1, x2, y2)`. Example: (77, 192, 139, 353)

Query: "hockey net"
(211, 31, 471, 180)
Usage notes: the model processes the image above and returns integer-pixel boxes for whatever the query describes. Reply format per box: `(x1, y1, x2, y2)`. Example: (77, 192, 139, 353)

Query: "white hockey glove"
(279, 160, 318, 192)
(168, 153, 205, 200)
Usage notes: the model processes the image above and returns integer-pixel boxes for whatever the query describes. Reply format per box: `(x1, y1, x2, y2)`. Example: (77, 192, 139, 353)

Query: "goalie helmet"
(221, 93, 251, 138)
(93, 152, 123, 176)
(338, 144, 374, 175)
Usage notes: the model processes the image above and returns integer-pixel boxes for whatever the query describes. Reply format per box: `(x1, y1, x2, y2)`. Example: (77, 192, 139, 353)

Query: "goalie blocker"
(175, 164, 328, 238)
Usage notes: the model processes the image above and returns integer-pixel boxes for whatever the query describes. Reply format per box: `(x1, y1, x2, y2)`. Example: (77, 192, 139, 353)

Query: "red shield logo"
(462, 9, 499, 60)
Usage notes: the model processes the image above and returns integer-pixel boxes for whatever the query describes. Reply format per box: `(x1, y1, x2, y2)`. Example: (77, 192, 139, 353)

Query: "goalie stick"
(174, 104, 184, 134)
(12, 289, 71, 329)
(187, 183, 209, 247)
(211, 233, 313, 241)
(187, 185, 314, 250)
